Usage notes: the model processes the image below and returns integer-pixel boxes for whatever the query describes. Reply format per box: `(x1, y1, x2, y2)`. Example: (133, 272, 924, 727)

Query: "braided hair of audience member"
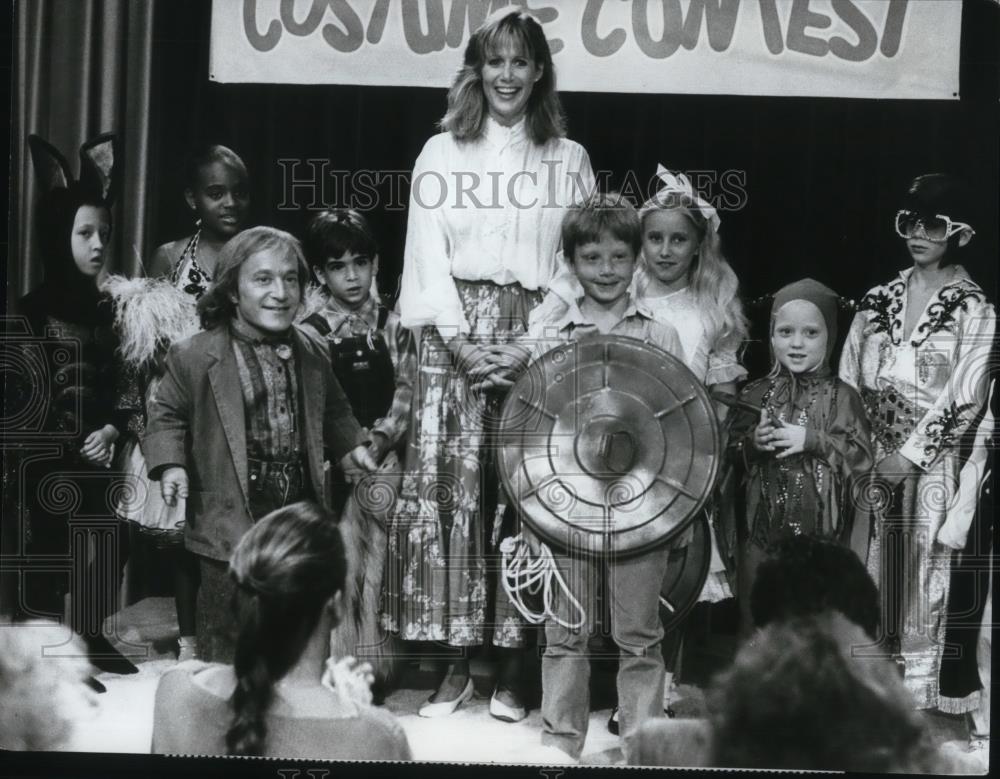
(225, 502, 347, 756)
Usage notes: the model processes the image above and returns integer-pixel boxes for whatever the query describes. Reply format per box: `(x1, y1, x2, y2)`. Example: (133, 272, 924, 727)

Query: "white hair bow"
(655, 164, 721, 232)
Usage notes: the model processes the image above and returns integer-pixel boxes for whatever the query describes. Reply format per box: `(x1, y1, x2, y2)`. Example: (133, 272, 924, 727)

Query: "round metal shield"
(659, 513, 711, 632)
(499, 335, 721, 557)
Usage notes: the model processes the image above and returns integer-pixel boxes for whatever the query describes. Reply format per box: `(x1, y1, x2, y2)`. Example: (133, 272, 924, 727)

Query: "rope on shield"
(499, 534, 587, 630)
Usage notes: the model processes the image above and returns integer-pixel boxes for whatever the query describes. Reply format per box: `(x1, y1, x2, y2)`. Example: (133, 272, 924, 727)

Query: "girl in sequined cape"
(731, 279, 874, 635)
(735, 368, 873, 545)
(839, 174, 995, 713)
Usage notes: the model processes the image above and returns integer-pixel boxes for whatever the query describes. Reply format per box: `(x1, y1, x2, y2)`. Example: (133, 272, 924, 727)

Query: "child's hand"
(368, 431, 390, 463)
(322, 655, 375, 706)
(80, 425, 118, 467)
(160, 466, 189, 506)
(771, 423, 808, 459)
(341, 444, 378, 482)
(752, 420, 777, 452)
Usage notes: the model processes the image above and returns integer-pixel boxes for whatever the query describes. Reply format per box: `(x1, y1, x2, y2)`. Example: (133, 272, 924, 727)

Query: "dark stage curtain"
(10, 1, 998, 365)
(10, 0, 155, 306)
(140, 0, 998, 376)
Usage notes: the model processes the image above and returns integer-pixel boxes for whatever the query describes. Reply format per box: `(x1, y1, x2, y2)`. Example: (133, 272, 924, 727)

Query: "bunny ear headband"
(28, 132, 119, 204)
(653, 164, 721, 232)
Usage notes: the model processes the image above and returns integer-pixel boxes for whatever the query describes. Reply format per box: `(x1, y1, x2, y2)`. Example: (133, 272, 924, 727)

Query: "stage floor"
(59, 597, 986, 772)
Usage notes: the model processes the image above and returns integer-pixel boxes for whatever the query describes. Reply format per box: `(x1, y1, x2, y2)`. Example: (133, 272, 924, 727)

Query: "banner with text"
(210, 0, 961, 99)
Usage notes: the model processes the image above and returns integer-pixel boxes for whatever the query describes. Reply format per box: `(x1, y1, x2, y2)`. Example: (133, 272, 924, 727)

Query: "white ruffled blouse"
(399, 117, 594, 335)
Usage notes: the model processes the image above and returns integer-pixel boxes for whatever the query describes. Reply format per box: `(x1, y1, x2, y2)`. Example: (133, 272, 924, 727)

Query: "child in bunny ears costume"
(16, 134, 141, 684)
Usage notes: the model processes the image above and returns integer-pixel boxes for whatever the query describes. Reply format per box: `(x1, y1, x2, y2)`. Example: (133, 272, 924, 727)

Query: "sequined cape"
(732, 369, 874, 548)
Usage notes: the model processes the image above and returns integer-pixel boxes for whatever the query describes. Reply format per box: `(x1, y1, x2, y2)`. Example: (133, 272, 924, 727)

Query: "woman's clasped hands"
(451, 337, 531, 393)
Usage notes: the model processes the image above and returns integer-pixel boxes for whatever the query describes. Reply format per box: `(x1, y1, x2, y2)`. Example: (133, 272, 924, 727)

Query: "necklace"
(172, 230, 212, 299)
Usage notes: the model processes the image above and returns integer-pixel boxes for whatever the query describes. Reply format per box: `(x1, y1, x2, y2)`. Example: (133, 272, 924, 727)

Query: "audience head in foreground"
(153, 501, 411, 760)
(0, 621, 97, 750)
(226, 500, 349, 756)
(750, 533, 881, 639)
(707, 612, 939, 773)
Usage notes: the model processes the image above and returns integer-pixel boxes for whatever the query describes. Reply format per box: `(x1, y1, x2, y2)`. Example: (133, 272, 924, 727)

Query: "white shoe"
(489, 689, 527, 722)
(418, 678, 474, 718)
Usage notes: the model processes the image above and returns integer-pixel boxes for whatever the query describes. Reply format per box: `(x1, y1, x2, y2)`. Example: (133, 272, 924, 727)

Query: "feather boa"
(105, 277, 342, 368)
(102, 275, 199, 369)
(297, 283, 329, 323)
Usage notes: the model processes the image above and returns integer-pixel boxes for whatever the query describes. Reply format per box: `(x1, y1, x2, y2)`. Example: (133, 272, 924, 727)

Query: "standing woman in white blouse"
(387, 9, 594, 720)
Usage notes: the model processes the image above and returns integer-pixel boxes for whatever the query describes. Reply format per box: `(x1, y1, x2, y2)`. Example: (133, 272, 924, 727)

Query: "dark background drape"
(10, 0, 154, 303)
(7, 0, 999, 350)
(145, 0, 999, 374)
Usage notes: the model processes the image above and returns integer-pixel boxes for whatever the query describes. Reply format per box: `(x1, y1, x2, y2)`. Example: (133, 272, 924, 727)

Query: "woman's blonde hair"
(638, 191, 748, 355)
(439, 9, 565, 145)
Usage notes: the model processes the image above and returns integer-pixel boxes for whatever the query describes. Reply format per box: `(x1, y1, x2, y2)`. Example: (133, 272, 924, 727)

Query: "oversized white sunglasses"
(894, 209, 975, 242)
